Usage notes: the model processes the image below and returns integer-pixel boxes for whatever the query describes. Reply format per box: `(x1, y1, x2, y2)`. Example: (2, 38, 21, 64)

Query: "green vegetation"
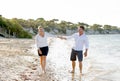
(0, 15, 120, 38)
(14, 17, 120, 35)
(0, 16, 32, 38)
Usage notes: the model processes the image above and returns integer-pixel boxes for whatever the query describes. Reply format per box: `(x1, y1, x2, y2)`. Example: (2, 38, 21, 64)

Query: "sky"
(0, 0, 120, 27)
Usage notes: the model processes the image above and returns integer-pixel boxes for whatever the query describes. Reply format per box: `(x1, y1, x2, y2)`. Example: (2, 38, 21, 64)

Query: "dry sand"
(0, 38, 58, 81)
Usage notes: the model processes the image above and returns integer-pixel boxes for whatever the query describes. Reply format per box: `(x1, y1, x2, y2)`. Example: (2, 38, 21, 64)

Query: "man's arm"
(84, 37, 89, 57)
(57, 33, 75, 40)
(84, 49, 88, 57)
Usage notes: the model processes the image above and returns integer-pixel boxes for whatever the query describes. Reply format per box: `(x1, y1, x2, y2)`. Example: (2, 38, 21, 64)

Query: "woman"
(35, 26, 49, 74)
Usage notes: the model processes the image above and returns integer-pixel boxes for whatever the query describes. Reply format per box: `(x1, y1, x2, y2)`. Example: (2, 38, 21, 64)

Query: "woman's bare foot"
(42, 70, 46, 74)
(69, 70, 75, 73)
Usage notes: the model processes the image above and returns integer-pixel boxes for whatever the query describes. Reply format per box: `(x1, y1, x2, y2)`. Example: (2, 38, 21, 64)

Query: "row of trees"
(88, 24, 120, 34)
(0, 16, 32, 38)
(0, 15, 120, 38)
(13, 18, 79, 34)
(15, 18, 120, 34)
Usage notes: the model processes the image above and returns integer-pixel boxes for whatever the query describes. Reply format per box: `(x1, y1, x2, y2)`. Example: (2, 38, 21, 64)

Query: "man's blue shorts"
(70, 49, 83, 61)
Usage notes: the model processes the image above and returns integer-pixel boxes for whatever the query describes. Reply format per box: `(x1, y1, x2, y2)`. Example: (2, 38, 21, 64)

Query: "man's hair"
(79, 26, 85, 30)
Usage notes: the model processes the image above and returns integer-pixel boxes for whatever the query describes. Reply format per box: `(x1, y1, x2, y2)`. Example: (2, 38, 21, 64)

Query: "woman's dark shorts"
(38, 46, 49, 56)
(70, 49, 83, 61)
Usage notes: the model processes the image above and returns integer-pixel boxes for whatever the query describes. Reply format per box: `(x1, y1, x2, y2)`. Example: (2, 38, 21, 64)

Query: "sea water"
(33, 34, 120, 81)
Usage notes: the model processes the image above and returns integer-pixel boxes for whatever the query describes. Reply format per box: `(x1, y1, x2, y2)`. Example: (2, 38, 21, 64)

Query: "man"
(59, 26, 89, 75)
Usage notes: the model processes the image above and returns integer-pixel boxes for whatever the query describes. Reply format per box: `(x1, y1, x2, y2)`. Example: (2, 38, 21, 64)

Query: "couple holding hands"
(35, 25, 89, 75)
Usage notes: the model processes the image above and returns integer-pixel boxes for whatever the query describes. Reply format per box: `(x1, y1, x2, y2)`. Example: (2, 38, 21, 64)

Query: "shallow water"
(36, 34, 120, 81)
(88, 34, 120, 81)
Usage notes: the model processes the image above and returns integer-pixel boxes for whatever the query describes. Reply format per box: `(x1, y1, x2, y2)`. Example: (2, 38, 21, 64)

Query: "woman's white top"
(35, 33, 48, 49)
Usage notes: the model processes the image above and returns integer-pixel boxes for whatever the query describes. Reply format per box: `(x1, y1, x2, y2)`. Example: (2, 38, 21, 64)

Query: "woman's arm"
(57, 36, 67, 40)
(35, 35, 42, 54)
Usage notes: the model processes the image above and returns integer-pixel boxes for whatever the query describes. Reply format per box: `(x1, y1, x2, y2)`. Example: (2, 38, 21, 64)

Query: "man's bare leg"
(71, 61, 76, 73)
(79, 61, 83, 75)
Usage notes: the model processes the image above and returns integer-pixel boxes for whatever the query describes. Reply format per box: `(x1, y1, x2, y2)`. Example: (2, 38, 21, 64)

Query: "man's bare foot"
(38, 71, 43, 76)
(80, 73, 84, 76)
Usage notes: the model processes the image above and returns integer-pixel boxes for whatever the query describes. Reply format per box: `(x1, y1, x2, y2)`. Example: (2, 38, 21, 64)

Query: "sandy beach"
(0, 35, 120, 81)
(0, 38, 57, 81)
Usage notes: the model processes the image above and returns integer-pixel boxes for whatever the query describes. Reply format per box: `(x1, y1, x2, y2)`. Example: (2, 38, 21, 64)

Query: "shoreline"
(0, 37, 120, 81)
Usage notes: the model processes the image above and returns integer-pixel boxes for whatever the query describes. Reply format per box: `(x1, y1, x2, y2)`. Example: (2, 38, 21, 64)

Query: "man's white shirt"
(67, 33, 89, 51)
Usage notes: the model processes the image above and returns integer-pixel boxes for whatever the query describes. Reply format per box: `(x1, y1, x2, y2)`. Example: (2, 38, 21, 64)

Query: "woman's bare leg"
(42, 56, 47, 73)
(40, 56, 44, 71)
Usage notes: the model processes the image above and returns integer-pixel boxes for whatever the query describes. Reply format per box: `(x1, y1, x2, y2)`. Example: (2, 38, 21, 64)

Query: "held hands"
(57, 35, 63, 39)
(57, 35, 66, 40)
